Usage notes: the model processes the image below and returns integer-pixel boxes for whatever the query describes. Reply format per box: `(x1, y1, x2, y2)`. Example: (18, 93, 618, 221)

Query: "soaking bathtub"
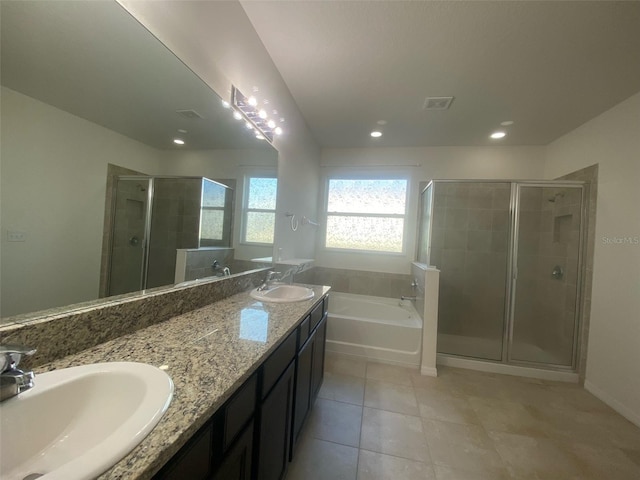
(326, 292, 422, 367)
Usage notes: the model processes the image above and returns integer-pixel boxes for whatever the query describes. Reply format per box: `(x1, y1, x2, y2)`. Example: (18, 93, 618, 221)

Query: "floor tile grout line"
(357, 446, 438, 469)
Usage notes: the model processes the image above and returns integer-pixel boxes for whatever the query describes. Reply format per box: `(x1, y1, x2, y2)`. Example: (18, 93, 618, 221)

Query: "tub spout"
(401, 295, 417, 301)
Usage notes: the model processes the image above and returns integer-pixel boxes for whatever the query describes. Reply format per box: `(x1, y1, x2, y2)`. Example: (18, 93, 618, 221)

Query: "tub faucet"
(401, 295, 417, 301)
(212, 260, 231, 277)
(0, 344, 36, 402)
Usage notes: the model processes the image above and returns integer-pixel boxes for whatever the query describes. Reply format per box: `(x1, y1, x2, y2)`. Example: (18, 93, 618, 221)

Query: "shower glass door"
(509, 184, 584, 367)
(431, 181, 512, 361)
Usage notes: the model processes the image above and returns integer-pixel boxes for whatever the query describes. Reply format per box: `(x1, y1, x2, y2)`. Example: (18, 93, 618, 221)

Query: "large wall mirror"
(0, 0, 278, 322)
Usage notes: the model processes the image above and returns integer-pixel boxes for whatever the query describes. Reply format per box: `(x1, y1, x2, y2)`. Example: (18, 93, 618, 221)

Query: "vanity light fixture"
(232, 86, 283, 143)
(490, 131, 506, 139)
(370, 131, 383, 138)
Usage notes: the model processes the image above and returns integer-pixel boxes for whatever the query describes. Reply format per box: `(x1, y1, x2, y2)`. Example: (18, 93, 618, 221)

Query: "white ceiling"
(241, 0, 640, 148)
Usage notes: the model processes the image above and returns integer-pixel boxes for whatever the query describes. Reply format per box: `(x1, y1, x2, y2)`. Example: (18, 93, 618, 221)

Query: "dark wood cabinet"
(290, 299, 329, 457)
(311, 315, 327, 401)
(156, 422, 212, 480)
(212, 420, 253, 480)
(154, 294, 328, 480)
(292, 332, 313, 452)
(255, 361, 295, 480)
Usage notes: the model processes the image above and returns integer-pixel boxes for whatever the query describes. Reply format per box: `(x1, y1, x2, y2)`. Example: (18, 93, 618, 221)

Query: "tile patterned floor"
(285, 352, 640, 480)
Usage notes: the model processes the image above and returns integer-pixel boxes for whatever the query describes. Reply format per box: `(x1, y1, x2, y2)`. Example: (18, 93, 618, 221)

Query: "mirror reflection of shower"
(105, 175, 233, 296)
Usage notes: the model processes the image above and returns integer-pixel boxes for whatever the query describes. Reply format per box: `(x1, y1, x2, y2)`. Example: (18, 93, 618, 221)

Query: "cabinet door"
(291, 334, 314, 456)
(256, 361, 295, 480)
(212, 420, 254, 480)
(310, 315, 327, 402)
(155, 423, 212, 480)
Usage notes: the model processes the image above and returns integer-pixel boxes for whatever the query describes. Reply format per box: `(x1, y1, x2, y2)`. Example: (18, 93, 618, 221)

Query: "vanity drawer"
(224, 374, 257, 450)
(261, 330, 296, 399)
(298, 315, 310, 349)
(309, 301, 324, 332)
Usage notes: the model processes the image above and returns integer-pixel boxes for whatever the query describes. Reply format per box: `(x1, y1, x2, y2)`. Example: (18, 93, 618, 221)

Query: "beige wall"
(0, 87, 162, 317)
(119, 0, 322, 264)
(544, 92, 640, 425)
(317, 146, 546, 274)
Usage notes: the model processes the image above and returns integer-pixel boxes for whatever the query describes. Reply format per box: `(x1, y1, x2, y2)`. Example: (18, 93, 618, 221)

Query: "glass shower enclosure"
(418, 180, 586, 371)
(107, 176, 233, 296)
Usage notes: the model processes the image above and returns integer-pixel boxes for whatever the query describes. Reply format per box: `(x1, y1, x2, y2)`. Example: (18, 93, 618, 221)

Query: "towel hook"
(286, 212, 298, 231)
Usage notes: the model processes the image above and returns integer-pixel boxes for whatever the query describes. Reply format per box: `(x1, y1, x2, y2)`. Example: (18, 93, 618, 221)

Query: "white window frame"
(241, 172, 278, 246)
(321, 171, 410, 255)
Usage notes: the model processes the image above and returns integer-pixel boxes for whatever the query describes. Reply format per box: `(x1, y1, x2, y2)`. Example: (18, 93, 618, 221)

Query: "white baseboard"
(584, 380, 640, 428)
(420, 366, 438, 377)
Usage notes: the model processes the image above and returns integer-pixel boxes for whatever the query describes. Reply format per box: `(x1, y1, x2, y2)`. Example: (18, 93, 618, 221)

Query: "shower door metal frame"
(505, 181, 588, 372)
(421, 179, 588, 373)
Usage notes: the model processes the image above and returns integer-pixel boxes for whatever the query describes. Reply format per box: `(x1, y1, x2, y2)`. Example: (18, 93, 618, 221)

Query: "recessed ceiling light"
(173, 139, 185, 145)
(370, 131, 382, 138)
(500, 120, 514, 126)
(490, 131, 506, 139)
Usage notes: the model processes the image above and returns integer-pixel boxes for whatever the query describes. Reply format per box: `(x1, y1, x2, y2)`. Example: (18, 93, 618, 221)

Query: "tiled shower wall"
(513, 186, 583, 365)
(557, 164, 597, 381)
(100, 164, 147, 297)
(296, 267, 414, 300)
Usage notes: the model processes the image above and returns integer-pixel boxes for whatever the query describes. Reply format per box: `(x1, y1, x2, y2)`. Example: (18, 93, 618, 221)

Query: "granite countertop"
(37, 284, 330, 480)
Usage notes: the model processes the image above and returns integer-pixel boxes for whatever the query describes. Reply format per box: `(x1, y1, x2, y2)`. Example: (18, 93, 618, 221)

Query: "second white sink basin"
(0, 362, 173, 480)
(250, 284, 314, 303)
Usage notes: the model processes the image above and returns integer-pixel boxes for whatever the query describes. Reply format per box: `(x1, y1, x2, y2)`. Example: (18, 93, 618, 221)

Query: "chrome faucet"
(212, 260, 231, 277)
(0, 344, 36, 402)
(257, 271, 281, 291)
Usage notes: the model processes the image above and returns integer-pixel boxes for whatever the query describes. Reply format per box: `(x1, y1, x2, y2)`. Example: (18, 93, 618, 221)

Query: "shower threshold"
(437, 353, 579, 383)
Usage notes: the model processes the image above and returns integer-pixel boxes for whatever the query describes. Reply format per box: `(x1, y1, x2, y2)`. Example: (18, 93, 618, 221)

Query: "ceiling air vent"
(423, 96, 454, 110)
(176, 109, 204, 120)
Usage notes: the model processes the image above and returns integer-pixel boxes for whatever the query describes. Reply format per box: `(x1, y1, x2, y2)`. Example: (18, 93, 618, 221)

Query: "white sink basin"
(250, 284, 314, 303)
(0, 362, 173, 480)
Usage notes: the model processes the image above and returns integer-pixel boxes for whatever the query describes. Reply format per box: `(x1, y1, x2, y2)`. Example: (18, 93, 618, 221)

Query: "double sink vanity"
(0, 278, 330, 480)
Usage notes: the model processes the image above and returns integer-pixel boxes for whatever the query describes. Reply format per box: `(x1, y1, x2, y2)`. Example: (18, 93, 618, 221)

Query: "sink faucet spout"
(0, 344, 36, 402)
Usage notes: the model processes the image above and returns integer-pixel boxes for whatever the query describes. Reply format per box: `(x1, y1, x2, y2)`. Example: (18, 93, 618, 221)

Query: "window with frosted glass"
(325, 178, 408, 252)
(243, 176, 277, 244)
(200, 180, 226, 242)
